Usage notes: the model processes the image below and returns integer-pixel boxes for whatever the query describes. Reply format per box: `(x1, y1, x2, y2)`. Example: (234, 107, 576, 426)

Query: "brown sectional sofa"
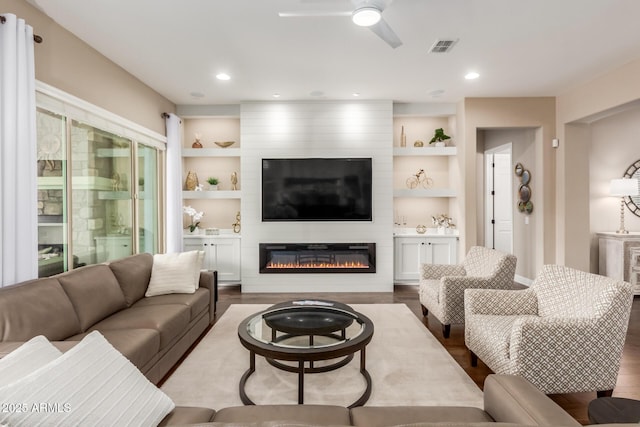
(158, 375, 585, 426)
(0, 253, 217, 384)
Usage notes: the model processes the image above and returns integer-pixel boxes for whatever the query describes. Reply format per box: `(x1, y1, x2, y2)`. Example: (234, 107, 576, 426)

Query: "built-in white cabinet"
(394, 234, 459, 283)
(184, 235, 241, 283)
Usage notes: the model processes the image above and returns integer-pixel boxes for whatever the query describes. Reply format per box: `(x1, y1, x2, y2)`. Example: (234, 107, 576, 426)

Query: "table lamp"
(610, 178, 639, 234)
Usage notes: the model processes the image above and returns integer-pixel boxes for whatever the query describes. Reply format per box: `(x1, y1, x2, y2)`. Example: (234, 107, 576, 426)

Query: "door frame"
(484, 143, 513, 252)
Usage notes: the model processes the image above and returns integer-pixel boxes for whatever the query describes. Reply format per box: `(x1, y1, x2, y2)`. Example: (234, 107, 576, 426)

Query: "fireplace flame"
(266, 261, 369, 269)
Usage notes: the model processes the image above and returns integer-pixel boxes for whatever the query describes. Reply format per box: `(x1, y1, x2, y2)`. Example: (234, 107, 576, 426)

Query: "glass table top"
(244, 300, 367, 349)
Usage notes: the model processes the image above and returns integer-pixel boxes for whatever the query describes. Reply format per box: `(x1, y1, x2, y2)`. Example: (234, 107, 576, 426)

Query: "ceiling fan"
(278, 0, 403, 49)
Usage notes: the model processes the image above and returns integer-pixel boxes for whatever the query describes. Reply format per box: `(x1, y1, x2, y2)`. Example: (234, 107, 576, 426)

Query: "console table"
(597, 232, 640, 295)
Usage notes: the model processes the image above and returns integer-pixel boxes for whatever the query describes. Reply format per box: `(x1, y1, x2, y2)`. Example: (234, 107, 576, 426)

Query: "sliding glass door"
(35, 100, 164, 276)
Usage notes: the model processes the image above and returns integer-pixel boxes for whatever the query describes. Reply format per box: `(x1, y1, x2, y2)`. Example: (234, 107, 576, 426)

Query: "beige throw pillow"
(145, 250, 204, 297)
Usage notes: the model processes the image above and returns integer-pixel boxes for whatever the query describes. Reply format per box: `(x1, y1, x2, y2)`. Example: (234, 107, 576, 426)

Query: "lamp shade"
(610, 178, 639, 197)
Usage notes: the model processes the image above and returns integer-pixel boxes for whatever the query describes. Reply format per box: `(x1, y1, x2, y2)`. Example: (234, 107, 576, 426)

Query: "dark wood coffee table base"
(239, 347, 372, 408)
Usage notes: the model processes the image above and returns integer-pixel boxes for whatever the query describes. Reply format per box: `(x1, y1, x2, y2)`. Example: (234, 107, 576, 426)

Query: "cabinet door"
(425, 238, 458, 265)
(212, 239, 241, 282)
(184, 238, 214, 270)
(394, 238, 425, 282)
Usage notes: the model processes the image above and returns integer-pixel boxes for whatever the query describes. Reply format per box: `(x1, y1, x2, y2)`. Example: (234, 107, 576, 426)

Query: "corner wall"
(240, 101, 394, 292)
(458, 98, 556, 280)
(556, 58, 640, 270)
(2, 0, 174, 134)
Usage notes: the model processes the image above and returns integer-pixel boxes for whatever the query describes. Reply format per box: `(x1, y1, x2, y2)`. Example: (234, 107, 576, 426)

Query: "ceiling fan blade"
(369, 17, 402, 48)
(278, 11, 351, 18)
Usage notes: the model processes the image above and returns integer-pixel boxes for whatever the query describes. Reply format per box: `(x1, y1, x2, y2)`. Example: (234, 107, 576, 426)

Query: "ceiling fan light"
(352, 7, 381, 27)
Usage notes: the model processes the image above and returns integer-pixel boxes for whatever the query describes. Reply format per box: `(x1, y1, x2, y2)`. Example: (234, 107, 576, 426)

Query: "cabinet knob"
(428, 242, 432, 245)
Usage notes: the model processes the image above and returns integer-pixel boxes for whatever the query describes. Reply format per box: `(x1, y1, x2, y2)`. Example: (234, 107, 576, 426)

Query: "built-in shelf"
(182, 190, 242, 199)
(393, 146, 457, 156)
(394, 188, 457, 198)
(182, 148, 240, 157)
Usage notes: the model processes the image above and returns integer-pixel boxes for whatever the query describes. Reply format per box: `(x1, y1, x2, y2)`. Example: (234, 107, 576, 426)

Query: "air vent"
(429, 39, 459, 53)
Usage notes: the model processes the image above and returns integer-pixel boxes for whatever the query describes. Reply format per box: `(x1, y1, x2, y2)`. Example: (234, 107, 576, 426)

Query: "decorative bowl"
(214, 141, 235, 148)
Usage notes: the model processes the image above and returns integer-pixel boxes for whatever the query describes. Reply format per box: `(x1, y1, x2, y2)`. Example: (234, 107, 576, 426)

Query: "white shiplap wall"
(240, 101, 394, 292)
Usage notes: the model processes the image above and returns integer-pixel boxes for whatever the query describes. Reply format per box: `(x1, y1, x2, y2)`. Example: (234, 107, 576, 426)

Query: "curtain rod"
(0, 16, 43, 43)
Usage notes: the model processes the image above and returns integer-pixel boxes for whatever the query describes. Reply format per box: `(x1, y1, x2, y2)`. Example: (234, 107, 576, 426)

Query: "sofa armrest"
(420, 263, 466, 280)
(465, 288, 537, 316)
(198, 270, 217, 324)
(483, 374, 581, 427)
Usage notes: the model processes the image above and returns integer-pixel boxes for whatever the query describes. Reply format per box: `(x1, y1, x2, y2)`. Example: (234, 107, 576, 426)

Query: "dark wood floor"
(208, 284, 640, 425)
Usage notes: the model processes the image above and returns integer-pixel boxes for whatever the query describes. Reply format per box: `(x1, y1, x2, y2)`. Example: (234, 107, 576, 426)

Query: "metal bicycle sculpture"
(406, 169, 434, 189)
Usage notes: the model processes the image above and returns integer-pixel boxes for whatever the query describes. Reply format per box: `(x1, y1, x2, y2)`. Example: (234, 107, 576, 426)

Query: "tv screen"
(262, 158, 372, 221)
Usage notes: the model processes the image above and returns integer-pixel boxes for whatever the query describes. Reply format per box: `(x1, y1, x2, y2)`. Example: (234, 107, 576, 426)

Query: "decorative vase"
(437, 226, 445, 234)
(192, 139, 203, 148)
(185, 171, 199, 190)
(187, 227, 199, 235)
(400, 126, 406, 147)
(435, 141, 445, 148)
(416, 224, 427, 234)
(209, 184, 218, 191)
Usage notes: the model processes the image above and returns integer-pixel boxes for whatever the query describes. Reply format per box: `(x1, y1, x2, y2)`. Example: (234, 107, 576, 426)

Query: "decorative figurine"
(230, 171, 238, 190)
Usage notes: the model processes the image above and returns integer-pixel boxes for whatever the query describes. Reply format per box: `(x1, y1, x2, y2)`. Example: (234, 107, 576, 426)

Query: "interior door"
(485, 145, 513, 254)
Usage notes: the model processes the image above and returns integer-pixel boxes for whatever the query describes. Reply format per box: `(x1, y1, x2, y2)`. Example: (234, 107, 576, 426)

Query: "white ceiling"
(27, 0, 640, 106)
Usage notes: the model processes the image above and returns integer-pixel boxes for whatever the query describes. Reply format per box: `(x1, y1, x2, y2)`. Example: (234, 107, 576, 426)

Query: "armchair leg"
(421, 305, 428, 317)
(470, 351, 478, 367)
(597, 390, 613, 398)
(442, 324, 451, 338)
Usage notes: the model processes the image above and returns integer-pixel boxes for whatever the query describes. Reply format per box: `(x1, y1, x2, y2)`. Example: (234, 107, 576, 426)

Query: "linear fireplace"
(259, 243, 376, 274)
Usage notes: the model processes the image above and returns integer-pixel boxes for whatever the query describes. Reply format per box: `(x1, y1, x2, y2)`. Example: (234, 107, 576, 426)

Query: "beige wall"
(457, 98, 556, 278)
(556, 58, 640, 271)
(588, 107, 640, 272)
(1, 0, 175, 134)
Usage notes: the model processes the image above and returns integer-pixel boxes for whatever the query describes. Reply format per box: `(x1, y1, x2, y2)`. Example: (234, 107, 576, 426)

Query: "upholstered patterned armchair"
(419, 246, 517, 338)
(464, 265, 634, 395)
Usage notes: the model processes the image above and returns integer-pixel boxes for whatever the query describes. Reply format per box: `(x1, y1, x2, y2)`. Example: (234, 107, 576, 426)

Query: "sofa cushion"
(212, 405, 351, 425)
(89, 304, 191, 349)
(350, 406, 494, 427)
(157, 406, 216, 426)
(133, 288, 210, 321)
(67, 328, 160, 370)
(57, 264, 128, 331)
(109, 253, 154, 306)
(146, 251, 204, 297)
(0, 335, 61, 386)
(0, 278, 81, 341)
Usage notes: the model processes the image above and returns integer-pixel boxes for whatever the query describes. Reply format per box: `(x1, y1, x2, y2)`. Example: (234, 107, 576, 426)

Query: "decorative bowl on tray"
(214, 141, 235, 148)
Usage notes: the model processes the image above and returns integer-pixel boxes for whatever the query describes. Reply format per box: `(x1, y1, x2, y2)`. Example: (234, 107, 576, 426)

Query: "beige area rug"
(161, 304, 483, 410)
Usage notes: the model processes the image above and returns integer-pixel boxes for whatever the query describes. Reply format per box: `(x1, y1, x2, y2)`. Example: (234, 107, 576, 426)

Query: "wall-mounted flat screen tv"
(262, 158, 373, 221)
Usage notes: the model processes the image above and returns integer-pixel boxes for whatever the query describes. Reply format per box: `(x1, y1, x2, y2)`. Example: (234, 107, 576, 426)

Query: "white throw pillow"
(145, 250, 204, 297)
(0, 335, 62, 387)
(0, 331, 175, 427)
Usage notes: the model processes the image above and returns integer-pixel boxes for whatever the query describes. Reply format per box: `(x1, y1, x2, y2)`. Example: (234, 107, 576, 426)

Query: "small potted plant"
(206, 177, 219, 190)
(429, 128, 451, 147)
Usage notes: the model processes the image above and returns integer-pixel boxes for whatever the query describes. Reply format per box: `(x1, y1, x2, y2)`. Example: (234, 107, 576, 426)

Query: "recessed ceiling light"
(465, 72, 480, 80)
(216, 73, 231, 81)
(272, 93, 281, 98)
(352, 93, 360, 97)
(352, 7, 381, 27)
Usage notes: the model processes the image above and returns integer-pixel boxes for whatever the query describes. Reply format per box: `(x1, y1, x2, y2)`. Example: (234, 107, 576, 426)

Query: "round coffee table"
(237, 300, 374, 408)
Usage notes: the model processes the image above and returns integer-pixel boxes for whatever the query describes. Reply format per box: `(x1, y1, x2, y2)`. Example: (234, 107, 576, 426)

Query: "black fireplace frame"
(259, 243, 376, 274)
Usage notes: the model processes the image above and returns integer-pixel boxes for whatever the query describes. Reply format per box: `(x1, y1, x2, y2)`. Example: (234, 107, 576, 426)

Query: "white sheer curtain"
(0, 14, 38, 286)
(165, 113, 183, 253)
